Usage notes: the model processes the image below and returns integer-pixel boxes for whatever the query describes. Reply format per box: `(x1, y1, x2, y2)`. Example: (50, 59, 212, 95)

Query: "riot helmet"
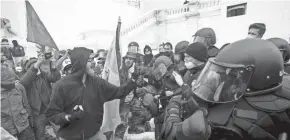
(128, 41, 139, 53)
(267, 38, 290, 63)
(192, 28, 216, 47)
(175, 41, 189, 54)
(192, 39, 284, 103)
(153, 56, 173, 81)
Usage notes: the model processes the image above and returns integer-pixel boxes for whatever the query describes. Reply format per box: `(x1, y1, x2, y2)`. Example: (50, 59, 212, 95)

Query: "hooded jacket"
(1, 66, 31, 135)
(143, 45, 153, 66)
(45, 47, 137, 140)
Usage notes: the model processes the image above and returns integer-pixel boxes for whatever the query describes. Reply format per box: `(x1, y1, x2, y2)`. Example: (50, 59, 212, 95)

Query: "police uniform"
(160, 39, 290, 140)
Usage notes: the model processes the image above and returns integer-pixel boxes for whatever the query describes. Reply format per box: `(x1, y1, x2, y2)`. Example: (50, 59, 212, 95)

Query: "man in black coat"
(46, 47, 138, 140)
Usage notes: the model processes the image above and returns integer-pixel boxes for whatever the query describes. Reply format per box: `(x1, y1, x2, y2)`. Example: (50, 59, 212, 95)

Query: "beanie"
(24, 57, 37, 70)
(185, 42, 208, 62)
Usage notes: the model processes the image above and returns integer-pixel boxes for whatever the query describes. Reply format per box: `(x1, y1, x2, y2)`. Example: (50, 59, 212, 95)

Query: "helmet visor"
(279, 49, 287, 61)
(128, 46, 138, 53)
(192, 58, 254, 103)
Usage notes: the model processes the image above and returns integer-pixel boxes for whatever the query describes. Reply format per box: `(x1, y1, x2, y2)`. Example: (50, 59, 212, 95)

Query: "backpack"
(12, 45, 25, 57)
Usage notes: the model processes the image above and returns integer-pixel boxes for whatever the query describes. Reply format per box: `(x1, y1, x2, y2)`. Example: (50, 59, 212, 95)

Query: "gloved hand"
(28, 116, 34, 129)
(131, 72, 138, 82)
(132, 74, 146, 87)
(68, 105, 84, 121)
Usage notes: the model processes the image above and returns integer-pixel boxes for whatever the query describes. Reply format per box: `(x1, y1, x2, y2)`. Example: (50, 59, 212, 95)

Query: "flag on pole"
(101, 17, 123, 136)
(25, 0, 58, 50)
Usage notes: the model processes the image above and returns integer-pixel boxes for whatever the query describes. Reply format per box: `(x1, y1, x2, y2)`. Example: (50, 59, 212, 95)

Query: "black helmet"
(128, 41, 139, 53)
(192, 39, 283, 103)
(175, 41, 189, 53)
(193, 28, 216, 46)
(267, 38, 290, 63)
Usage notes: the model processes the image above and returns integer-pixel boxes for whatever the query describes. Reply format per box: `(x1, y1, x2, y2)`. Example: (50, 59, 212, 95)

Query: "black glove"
(69, 106, 84, 121)
(131, 72, 138, 82)
(132, 73, 146, 87)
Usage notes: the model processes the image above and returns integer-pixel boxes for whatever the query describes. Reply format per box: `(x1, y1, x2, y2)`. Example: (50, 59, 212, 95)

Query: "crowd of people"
(1, 22, 290, 140)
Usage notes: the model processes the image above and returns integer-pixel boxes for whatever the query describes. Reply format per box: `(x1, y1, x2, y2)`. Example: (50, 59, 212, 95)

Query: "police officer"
(174, 41, 188, 76)
(160, 39, 290, 140)
(267, 38, 290, 74)
(128, 41, 144, 66)
(146, 56, 181, 139)
(193, 28, 219, 58)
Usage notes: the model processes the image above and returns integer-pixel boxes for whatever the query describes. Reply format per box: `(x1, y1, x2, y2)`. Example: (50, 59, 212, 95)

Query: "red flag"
(25, 1, 58, 50)
(101, 17, 123, 135)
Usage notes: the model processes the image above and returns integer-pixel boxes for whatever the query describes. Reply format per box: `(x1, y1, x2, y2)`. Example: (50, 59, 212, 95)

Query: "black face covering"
(1, 83, 15, 90)
(163, 52, 173, 57)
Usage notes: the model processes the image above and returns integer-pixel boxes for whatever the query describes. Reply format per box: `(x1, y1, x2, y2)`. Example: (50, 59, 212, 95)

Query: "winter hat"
(185, 42, 208, 62)
(24, 57, 37, 70)
(143, 45, 152, 54)
(1, 65, 16, 85)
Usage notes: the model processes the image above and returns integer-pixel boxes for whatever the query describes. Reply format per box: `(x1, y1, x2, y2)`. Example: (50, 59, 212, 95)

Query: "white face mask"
(184, 62, 195, 69)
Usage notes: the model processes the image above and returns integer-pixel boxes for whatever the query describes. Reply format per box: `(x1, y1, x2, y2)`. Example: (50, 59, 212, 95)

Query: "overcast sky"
(1, 0, 187, 49)
(1, 0, 144, 46)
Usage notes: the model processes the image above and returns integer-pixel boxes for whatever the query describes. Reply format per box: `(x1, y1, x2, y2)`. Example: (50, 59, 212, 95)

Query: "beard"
(163, 51, 173, 57)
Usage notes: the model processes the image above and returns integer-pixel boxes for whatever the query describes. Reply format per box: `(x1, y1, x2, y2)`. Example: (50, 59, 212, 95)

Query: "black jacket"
(45, 47, 136, 139)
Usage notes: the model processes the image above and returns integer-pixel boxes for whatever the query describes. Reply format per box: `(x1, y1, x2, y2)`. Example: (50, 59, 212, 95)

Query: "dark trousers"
(15, 126, 35, 140)
(33, 114, 59, 140)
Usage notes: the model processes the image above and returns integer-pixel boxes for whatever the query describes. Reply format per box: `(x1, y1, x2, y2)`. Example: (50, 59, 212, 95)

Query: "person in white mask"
(182, 42, 208, 87)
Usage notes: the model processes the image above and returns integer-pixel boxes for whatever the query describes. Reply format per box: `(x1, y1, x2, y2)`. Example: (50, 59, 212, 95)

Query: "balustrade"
(121, 0, 220, 36)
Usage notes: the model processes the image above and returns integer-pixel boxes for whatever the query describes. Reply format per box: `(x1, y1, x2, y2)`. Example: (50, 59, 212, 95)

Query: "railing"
(120, 0, 220, 36)
(121, 11, 156, 36)
(198, 0, 220, 9)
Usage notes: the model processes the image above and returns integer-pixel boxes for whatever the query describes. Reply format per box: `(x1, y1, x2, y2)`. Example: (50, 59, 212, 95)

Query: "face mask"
(145, 51, 151, 55)
(184, 62, 195, 69)
(163, 52, 172, 57)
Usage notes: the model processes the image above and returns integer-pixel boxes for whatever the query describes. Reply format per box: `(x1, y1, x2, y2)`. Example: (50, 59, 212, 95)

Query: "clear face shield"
(192, 58, 254, 103)
(128, 46, 138, 53)
(192, 35, 211, 46)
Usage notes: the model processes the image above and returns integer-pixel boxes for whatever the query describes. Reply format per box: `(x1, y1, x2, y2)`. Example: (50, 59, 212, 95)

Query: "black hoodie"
(46, 47, 137, 140)
(143, 45, 153, 66)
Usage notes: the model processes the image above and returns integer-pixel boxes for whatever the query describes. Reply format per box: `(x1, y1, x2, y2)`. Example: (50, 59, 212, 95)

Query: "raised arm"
(97, 77, 137, 102)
